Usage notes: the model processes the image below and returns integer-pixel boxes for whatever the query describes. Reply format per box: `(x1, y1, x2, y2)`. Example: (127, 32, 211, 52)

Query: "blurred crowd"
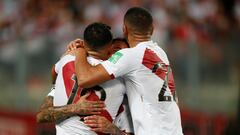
(0, 0, 240, 111)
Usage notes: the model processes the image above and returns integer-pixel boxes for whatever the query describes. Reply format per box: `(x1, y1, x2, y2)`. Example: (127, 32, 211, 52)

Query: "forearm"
(75, 49, 112, 88)
(75, 49, 93, 88)
(37, 95, 104, 123)
(37, 104, 75, 123)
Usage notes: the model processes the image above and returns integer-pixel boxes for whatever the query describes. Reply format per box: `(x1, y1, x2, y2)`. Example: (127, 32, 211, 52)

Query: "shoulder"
(145, 41, 170, 64)
(154, 45, 169, 65)
(120, 46, 144, 54)
(57, 55, 75, 66)
(111, 47, 143, 61)
(55, 55, 75, 72)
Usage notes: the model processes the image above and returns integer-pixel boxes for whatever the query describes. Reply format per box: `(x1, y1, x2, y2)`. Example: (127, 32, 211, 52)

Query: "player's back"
(136, 41, 182, 135)
(54, 55, 126, 135)
(112, 41, 183, 135)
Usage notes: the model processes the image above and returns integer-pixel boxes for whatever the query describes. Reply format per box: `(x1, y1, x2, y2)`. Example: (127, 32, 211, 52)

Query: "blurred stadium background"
(0, 0, 239, 134)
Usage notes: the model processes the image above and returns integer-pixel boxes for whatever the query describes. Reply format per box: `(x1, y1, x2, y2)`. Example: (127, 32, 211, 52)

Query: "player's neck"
(128, 35, 151, 48)
(88, 51, 107, 60)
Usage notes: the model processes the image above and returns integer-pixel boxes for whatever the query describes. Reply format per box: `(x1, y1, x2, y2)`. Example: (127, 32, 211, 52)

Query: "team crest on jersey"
(108, 52, 123, 64)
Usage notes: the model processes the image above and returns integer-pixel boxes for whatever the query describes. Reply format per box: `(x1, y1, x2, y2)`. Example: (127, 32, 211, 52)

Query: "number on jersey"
(152, 62, 171, 102)
(67, 74, 79, 104)
(80, 86, 106, 101)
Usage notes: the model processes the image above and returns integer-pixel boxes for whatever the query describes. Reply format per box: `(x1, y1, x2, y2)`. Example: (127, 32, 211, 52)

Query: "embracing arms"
(74, 48, 112, 88)
(36, 93, 104, 123)
(61, 39, 111, 88)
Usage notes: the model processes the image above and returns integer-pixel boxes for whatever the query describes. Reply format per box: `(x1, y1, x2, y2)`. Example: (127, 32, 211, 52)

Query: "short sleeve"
(101, 50, 136, 78)
(47, 86, 55, 97)
(55, 55, 75, 74)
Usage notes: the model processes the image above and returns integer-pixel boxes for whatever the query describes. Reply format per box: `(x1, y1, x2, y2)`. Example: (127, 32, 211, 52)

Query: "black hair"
(124, 7, 153, 34)
(84, 22, 113, 51)
(112, 38, 130, 48)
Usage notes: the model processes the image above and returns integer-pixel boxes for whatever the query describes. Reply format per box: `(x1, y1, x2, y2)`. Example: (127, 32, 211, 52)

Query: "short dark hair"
(124, 7, 153, 34)
(84, 22, 113, 51)
(112, 38, 129, 47)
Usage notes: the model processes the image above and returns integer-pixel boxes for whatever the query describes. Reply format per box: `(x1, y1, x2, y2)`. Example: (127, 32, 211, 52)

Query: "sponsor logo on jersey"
(108, 52, 123, 64)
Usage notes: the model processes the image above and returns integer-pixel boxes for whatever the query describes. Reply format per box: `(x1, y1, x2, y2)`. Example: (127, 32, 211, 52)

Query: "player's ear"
(122, 24, 128, 37)
(150, 24, 154, 35)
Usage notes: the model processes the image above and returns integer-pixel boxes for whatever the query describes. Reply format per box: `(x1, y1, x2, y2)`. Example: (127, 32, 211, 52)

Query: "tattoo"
(39, 96, 53, 110)
(36, 96, 75, 123)
(37, 93, 104, 123)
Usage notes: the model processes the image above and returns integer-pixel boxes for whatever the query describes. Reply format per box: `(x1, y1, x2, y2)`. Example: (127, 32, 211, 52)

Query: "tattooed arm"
(36, 93, 105, 123)
(36, 96, 73, 123)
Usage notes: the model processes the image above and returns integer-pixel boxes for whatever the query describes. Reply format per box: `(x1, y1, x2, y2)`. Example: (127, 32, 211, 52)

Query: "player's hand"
(74, 47, 87, 56)
(61, 39, 84, 58)
(84, 115, 112, 133)
(71, 93, 105, 115)
(84, 115, 118, 134)
(66, 38, 84, 51)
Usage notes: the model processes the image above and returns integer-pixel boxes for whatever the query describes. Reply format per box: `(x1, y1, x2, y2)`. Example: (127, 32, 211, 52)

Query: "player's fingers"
(66, 42, 73, 51)
(83, 119, 96, 124)
(74, 38, 83, 43)
(91, 116, 102, 124)
(89, 111, 101, 115)
(84, 117, 99, 128)
(81, 92, 91, 99)
(87, 109, 102, 115)
(89, 100, 105, 105)
(70, 42, 77, 50)
(85, 107, 103, 114)
(86, 101, 105, 108)
(90, 128, 103, 133)
(74, 39, 84, 48)
(74, 38, 84, 44)
(68, 40, 82, 51)
(93, 102, 105, 108)
(66, 42, 75, 51)
(91, 107, 104, 112)
(85, 123, 98, 128)
(84, 115, 98, 121)
(89, 103, 105, 109)
(90, 100, 104, 103)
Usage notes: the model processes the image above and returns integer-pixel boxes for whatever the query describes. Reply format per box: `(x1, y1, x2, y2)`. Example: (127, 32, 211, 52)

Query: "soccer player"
(37, 23, 133, 135)
(83, 37, 133, 134)
(71, 7, 183, 135)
